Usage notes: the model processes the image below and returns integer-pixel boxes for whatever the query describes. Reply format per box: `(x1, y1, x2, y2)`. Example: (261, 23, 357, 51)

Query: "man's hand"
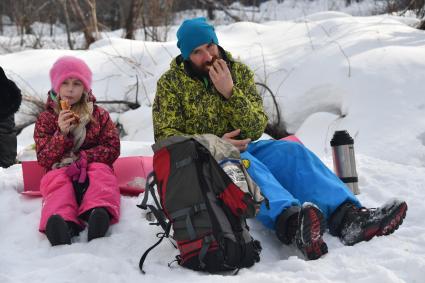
(209, 59, 234, 99)
(222, 129, 251, 152)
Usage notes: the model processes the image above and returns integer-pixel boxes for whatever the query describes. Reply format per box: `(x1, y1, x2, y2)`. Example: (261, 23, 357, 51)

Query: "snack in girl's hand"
(60, 99, 71, 110)
(60, 99, 80, 123)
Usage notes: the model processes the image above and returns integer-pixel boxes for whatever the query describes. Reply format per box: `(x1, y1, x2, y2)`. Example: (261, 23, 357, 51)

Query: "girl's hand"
(58, 110, 76, 135)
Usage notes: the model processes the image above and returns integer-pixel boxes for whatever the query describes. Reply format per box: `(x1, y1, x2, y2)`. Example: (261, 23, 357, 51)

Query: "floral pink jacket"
(34, 91, 120, 170)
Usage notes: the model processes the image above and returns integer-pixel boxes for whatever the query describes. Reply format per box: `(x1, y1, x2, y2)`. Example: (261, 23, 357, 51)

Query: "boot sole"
(45, 215, 71, 246)
(87, 208, 110, 241)
(298, 204, 328, 260)
(377, 201, 408, 236)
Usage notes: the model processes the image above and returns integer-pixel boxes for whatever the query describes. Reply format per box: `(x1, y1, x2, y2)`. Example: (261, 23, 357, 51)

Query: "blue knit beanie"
(177, 17, 219, 60)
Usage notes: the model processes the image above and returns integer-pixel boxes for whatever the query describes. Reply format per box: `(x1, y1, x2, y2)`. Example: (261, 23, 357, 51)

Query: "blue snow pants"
(241, 139, 361, 230)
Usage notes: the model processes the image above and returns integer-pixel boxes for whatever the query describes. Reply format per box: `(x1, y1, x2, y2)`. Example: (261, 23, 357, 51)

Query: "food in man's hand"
(60, 99, 80, 124)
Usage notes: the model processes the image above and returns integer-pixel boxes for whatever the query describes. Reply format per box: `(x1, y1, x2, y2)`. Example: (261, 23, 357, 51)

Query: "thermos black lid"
(330, 130, 354, 146)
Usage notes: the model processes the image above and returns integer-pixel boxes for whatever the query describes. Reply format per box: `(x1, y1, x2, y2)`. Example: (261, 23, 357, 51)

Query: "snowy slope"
(1, 11, 425, 283)
(0, 0, 399, 54)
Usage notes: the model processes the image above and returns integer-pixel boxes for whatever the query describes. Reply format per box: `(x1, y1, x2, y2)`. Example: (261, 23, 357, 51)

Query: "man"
(152, 17, 407, 260)
(0, 67, 22, 168)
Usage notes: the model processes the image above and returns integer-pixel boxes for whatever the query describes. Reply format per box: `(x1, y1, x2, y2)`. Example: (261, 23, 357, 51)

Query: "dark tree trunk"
(60, 0, 74, 49)
(69, 0, 96, 48)
(125, 0, 143, 39)
(418, 18, 425, 30)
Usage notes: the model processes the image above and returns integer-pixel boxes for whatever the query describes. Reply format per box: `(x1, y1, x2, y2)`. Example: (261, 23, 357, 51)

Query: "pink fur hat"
(49, 56, 92, 93)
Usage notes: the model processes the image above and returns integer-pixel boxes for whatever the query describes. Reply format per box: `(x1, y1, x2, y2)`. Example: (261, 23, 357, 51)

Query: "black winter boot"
(87, 208, 111, 241)
(276, 204, 328, 260)
(45, 215, 72, 246)
(275, 206, 300, 245)
(329, 200, 408, 246)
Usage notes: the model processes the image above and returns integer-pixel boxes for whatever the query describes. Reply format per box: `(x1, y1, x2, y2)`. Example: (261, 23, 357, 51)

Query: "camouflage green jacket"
(152, 51, 268, 142)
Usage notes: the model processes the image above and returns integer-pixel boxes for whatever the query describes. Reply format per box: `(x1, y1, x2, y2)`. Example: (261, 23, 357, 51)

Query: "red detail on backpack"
(153, 148, 171, 218)
(178, 238, 219, 264)
(219, 183, 248, 217)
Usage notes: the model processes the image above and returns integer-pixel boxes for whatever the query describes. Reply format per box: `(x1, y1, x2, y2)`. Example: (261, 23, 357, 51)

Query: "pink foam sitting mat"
(21, 156, 153, 197)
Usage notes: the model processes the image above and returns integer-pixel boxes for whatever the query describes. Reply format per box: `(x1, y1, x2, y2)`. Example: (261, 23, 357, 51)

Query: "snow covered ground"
(1, 7, 425, 283)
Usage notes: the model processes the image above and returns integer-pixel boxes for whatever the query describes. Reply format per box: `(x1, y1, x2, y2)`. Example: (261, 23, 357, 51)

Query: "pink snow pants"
(39, 162, 120, 232)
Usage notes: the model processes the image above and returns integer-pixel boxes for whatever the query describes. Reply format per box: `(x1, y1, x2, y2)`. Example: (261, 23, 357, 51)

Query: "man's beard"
(189, 61, 211, 78)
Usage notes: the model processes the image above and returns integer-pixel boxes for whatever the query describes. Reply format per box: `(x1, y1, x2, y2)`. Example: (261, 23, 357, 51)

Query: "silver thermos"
(330, 130, 360, 195)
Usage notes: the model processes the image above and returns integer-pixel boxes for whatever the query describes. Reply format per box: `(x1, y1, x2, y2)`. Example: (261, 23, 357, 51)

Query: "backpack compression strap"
(137, 172, 168, 230)
(169, 203, 208, 241)
(139, 222, 172, 274)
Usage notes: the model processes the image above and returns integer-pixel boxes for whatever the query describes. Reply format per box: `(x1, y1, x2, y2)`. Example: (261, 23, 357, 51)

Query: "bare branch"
(96, 100, 140, 109)
(197, 0, 242, 22)
(59, 0, 74, 50)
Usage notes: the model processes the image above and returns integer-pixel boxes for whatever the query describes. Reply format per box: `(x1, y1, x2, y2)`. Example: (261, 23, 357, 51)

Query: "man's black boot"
(45, 215, 72, 246)
(329, 200, 408, 246)
(276, 206, 300, 245)
(276, 204, 328, 260)
(87, 208, 110, 241)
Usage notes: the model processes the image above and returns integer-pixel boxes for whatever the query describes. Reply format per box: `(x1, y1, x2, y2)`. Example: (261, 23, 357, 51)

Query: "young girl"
(34, 56, 121, 246)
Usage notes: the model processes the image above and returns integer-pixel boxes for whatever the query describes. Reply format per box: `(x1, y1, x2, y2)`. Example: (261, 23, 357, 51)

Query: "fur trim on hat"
(49, 56, 92, 93)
